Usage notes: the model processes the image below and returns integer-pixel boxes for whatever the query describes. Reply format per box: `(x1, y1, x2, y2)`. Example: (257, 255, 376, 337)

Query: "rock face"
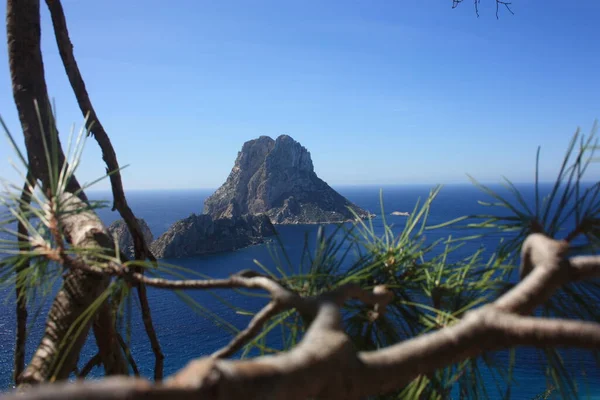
(107, 218, 154, 259)
(150, 213, 275, 259)
(204, 135, 370, 224)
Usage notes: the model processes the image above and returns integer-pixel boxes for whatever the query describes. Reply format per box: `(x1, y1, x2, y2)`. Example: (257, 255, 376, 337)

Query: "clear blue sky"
(0, 0, 599, 190)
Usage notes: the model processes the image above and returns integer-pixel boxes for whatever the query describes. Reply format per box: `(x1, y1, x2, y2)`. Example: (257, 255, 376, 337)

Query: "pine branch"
(8, 233, 600, 400)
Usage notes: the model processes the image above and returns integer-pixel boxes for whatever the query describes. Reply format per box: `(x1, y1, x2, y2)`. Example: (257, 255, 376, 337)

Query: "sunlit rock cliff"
(204, 135, 371, 224)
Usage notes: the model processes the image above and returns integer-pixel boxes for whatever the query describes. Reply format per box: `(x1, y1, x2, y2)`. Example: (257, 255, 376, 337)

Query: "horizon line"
(84, 180, 592, 192)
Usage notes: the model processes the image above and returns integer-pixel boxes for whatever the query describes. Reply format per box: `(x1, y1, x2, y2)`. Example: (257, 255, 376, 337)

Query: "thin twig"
(116, 332, 140, 377)
(564, 218, 591, 243)
(496, 0, 514, 18)
(45, 0, 164, 380)
(135, 285, 164, 381)
(451, 0, 515, 18)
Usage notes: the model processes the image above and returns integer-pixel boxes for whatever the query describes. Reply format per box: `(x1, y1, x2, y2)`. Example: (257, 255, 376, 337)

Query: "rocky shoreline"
(149, 213, 275, 259)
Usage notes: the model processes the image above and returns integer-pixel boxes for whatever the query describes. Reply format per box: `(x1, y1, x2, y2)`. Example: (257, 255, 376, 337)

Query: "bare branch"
(44, 0, 164, 380)
(7, 308, 600, 400)
(127, 273, 310, 311)
(496, 0, 514, 18)
(7, 1, 105, 379)
(8, 174, 598, 400)
(116, 333, 140, 377)
(212, 302, 282, 359)
(2, 378, 155, 400)
(356, 310, 600, 397)
(7, 0, 86, 201)
(568, 254, 600, 281)
(451, 0, 515, 18)
(136, 285, 165, 381)
(502, 233, 570, 313)
(43, 0, 153, 261)
(9, 232, 598, 399)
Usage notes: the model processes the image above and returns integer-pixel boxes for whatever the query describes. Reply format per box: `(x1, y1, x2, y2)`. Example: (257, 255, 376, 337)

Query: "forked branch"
(7, 225, 600, 399)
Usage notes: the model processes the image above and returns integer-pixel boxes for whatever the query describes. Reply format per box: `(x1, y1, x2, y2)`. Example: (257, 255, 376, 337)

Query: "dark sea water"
(0, 184, 598, 399)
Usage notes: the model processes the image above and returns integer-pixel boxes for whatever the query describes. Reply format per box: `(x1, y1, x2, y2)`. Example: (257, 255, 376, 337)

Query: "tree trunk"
(7, 0, 125, 384)
(6, 0, 82, 198)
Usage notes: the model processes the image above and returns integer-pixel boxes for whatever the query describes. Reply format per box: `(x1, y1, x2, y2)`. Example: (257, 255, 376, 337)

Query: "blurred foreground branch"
(4, 228, 600, 399)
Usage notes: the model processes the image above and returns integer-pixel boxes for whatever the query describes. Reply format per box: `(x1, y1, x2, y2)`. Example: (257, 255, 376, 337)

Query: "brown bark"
(7, 0, 98, 383)
(44, 0, 152, 261)
(18, 194, 115, 384)
(44, 0, 165, 380)
(7, 0, 131, 383)
(17, 193, 133, 383)
(20, 271, 109, 384)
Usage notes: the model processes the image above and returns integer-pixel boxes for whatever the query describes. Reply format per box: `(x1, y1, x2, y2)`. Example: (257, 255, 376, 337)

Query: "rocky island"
(204, 135, 371, 224)
(109, 135, 371, 259)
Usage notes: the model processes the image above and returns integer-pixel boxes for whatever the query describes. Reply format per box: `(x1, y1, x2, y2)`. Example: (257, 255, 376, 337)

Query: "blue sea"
(0, 184, 598, 399)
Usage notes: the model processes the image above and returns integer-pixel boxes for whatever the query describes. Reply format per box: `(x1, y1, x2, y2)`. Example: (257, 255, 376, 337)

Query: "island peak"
(204, 135, 370, 224)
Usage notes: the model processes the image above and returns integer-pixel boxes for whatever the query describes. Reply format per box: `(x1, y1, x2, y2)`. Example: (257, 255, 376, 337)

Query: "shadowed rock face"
(107, 218, 154, 259)
(204, 135, 371, 224)
(149, 213, 275, 259)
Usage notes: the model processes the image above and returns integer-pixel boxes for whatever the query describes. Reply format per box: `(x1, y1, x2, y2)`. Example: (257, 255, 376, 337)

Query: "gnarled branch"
(7, 233, 600, 400)
(212, 301, 282, 359)
(18, 193, 114, 384)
